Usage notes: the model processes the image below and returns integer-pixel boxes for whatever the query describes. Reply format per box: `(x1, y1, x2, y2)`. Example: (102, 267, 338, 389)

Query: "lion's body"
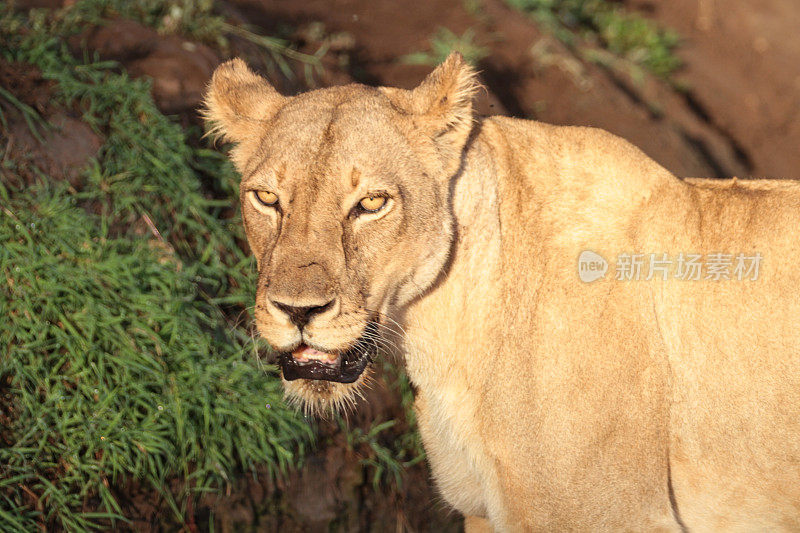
(205, 54, 800, 532)
(407, 117, 800, 531)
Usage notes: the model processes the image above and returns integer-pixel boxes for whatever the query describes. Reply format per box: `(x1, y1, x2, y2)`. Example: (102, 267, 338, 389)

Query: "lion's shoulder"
(478, 116, 675, 194)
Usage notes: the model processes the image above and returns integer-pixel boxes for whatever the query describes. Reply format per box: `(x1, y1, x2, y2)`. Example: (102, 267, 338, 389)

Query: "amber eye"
(358, 195, 387, 213)
(251, 190, 279, 209)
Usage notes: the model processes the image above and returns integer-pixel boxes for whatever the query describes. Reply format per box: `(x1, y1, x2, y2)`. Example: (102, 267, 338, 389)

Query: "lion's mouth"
(278, 325, 376, 384)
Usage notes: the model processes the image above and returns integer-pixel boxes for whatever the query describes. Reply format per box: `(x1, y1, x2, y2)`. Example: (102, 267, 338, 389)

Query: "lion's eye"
(358, 195, 387, 213)
(250, 190, 279, 211)
(254, 190, 278, 206)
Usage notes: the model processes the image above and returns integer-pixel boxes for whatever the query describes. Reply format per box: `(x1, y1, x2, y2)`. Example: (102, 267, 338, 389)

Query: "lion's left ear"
(386, 52, 479, 176)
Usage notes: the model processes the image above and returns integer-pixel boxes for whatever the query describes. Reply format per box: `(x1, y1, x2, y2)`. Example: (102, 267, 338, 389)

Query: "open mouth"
(278, 323, 377, 384)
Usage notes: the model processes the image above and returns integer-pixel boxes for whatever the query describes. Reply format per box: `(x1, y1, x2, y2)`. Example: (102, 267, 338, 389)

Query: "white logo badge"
(578, 250, 608, 283)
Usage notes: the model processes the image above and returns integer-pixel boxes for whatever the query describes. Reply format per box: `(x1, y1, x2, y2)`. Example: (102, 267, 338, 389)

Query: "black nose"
(271, 300, 334, 328)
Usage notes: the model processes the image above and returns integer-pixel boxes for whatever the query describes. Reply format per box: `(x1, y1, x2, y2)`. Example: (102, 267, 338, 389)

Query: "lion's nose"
(271, 299, 334, 329)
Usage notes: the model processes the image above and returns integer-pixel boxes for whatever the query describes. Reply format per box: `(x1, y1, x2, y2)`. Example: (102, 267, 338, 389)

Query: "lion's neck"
(401, 133, 503, 394)
(396, 132, 509, 522)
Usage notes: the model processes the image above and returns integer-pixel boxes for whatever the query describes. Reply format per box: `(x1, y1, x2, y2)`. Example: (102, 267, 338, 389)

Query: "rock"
(0, 58, 54, 115)
(127, 40, 219, 114)
(70, 19, 159, 63)
(71, 19, 220, 114)
(7, 112, 103, 188)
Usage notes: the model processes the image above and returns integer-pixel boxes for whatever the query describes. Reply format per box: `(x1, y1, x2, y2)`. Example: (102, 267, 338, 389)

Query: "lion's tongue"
(292, 345, 339, 364)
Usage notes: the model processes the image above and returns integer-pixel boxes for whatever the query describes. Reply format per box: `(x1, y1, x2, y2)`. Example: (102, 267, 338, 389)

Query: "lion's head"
(204, 53, 478, 413)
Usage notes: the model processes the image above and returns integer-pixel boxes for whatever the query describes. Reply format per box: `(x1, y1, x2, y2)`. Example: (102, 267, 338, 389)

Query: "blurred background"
(1, 0, 798, 531)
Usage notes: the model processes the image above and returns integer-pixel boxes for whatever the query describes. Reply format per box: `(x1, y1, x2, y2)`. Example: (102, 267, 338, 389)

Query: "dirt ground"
(4, 0, 799, 530)
(231, 0, 798, 180)
(632, 0, 800, 179)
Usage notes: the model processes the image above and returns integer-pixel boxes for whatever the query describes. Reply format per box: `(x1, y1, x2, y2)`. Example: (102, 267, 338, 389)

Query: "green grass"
(0, 4, 315, 530)
(0, 85, 48, 144)
(1, 2, 431, 529)
(0, 182, 311, 530)
(342, 361, 425, 490)
(60, 0, 228, 43)
(402, 27, 489, 67)
(505, 0, 682, 79)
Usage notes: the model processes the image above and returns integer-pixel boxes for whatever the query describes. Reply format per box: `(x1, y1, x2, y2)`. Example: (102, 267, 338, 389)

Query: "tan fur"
(205, 53, 800, 531)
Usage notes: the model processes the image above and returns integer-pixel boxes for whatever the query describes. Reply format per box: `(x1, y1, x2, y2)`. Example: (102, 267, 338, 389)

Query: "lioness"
(204, 53, 800, 531)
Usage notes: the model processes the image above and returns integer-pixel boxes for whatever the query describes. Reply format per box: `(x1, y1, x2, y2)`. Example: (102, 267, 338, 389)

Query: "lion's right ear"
(202, 58, 285, 144)
(382, 52, 479, 177)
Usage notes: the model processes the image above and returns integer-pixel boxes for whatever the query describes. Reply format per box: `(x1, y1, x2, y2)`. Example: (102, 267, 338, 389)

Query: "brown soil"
(0, 58, 55, 113)
(228, 0, 780, 178)
(629, 0, 800, 179)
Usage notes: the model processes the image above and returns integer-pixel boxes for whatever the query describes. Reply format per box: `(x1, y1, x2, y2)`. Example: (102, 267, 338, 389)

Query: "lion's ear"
(395, 52, 479, 175)
(203, 58, 285, 144)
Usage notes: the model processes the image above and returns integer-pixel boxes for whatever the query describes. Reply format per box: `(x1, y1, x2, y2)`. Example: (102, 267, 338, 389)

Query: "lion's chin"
(276, 321, 379, 415)
(282, 366, 372, 416)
